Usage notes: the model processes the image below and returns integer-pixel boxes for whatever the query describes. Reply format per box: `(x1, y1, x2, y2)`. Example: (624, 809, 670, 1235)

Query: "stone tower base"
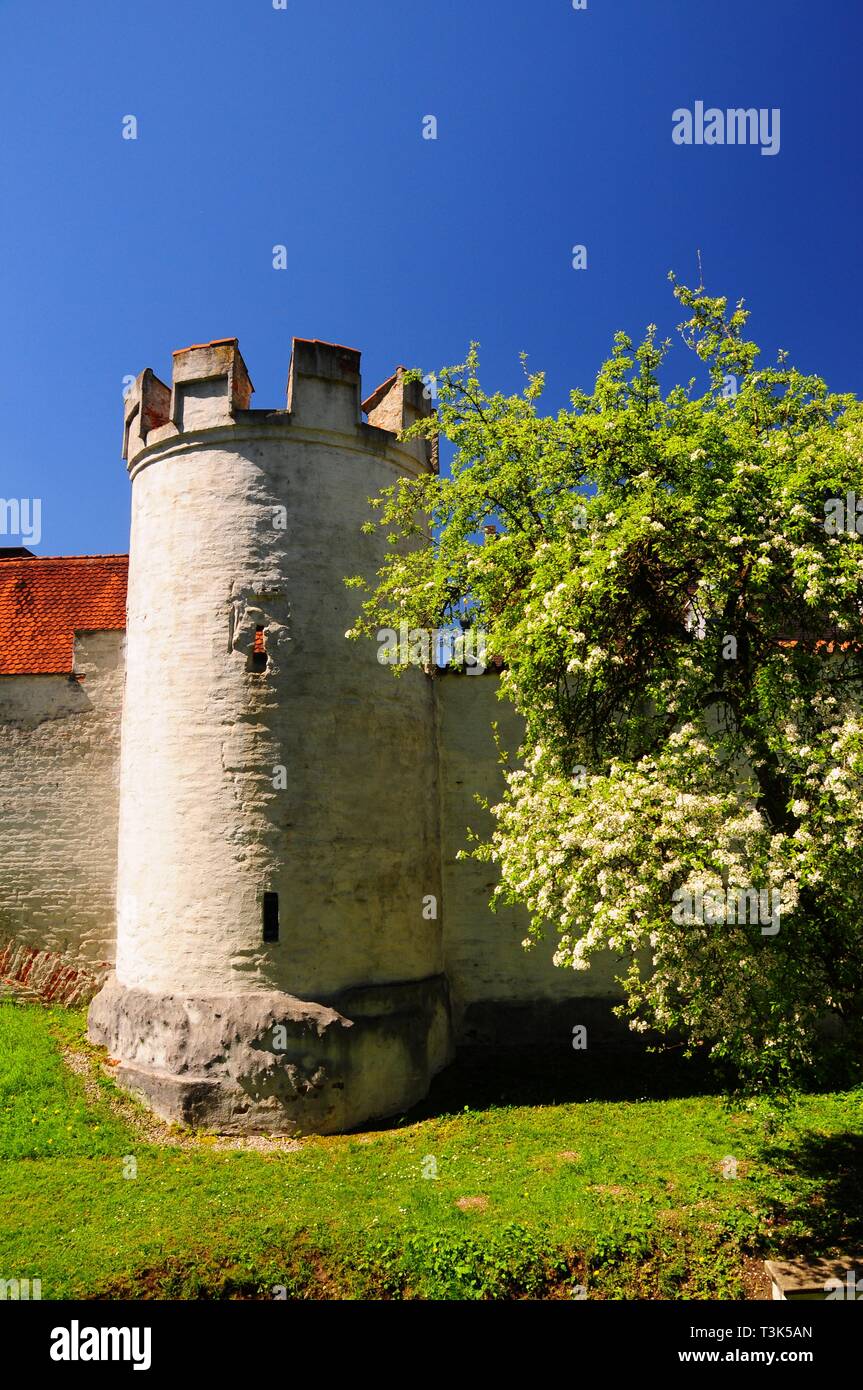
(88, 975, 453, 1135)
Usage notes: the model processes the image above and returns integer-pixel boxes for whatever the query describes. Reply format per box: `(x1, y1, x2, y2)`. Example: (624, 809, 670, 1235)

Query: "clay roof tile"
(0, 554, 128, 675)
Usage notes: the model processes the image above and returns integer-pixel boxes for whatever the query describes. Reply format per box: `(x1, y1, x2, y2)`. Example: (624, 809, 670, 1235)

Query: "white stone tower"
(89, 337, 453, 1133)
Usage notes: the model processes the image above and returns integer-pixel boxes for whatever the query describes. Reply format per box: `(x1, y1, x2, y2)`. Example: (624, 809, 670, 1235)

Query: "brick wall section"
(0, 939, 106, 1005)
(0, 630, 125, 989)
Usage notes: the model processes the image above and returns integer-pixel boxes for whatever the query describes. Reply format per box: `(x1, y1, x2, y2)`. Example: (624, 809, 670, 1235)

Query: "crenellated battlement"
(123, 338, 252, 462)
(122, 367, 171, 462)
(122, 336, 436, 472)
(171, 338, 254, 429)
(287, 338, 362, 430)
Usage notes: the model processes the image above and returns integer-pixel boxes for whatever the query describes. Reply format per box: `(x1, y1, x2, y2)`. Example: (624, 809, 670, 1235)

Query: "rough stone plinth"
(89, 973, 453, 1134)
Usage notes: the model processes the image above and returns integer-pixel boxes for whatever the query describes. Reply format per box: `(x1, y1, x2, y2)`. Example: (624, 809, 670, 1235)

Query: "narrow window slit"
(248, 626, 267, 672)
(263, 892, 279, 943)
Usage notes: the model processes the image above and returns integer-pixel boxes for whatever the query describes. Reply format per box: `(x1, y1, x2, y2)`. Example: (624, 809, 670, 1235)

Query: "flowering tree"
(348, 280, 863, 1090)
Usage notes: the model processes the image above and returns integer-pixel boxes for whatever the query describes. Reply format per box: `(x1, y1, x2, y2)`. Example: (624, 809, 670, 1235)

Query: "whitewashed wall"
(0, 631, 124, 986)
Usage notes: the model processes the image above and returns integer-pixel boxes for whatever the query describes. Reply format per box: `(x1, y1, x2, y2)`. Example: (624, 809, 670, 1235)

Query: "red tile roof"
(0, 554, 128, 675)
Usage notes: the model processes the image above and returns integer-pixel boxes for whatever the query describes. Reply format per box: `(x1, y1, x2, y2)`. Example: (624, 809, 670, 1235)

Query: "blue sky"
(1, 0, 861, 555)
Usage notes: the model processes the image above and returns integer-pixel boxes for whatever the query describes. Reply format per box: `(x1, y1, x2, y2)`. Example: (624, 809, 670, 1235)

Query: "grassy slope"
(1, 1001, 861, 1299)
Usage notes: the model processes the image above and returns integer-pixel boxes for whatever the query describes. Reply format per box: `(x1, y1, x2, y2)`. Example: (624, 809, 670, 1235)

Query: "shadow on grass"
(397, 1038, 722, 1126)
(756, 1129, 863, 1258)
(389, 1000, 861, 1127)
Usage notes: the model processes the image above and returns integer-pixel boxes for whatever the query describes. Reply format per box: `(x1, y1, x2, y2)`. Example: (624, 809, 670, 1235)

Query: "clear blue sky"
(1, 0, 861, 555)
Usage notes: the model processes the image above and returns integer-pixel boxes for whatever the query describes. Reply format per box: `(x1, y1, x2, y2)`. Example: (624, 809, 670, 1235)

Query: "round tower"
(89, 337, 452, 1133)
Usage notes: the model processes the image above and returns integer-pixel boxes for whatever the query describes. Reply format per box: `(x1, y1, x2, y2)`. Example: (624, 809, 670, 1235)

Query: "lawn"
(1, 1000, 861, 1299)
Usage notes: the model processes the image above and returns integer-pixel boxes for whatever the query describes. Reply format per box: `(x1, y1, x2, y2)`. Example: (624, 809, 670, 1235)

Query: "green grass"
(0, 1002, 132, 1158)
(1, 1000, 861, 1299)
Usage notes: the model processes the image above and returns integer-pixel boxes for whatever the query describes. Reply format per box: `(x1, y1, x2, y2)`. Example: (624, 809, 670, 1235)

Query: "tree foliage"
(347, 280, 863, 1090)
